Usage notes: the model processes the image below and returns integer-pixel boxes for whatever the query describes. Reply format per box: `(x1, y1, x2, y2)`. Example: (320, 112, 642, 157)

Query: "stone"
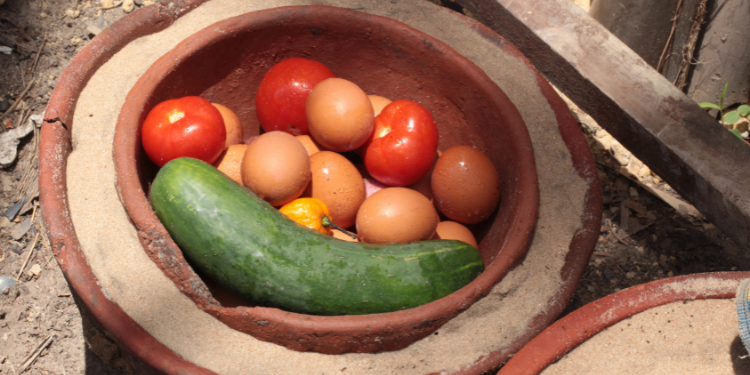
(610, 140, 630, 166)
(0, 101, 9, 112)
(9, 218, 31, 240)
(0, 117, 34, 168)
(638, 163, 651, 179)
(735, 118, 750, 133)
(26, 264, 42, 277)
(0, 276, 14, 295)
(65, 8, 81, 19)
(122, 0, 135, 13)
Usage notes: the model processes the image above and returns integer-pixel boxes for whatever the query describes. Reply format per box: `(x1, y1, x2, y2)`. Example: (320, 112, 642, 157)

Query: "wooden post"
(461, 0, 750, 251)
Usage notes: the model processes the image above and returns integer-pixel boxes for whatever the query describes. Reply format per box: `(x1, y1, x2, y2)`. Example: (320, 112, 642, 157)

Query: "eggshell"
(304, 151, 365, 229)
(356, 187, 439, 244)
(432, 221, 478, 248)
(241, 131, 311, 206)
(212, 103, 243, 147)
(331, 229, 359, 242)
(213, 144, 248, 185)
(367, 95, 392, 117)
(432, 145, 501, 224)
(295, 135, 327, 156)
(306, 78, 374, 152)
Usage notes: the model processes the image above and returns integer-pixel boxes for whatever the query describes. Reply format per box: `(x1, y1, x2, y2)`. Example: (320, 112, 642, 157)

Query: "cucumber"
(149, 157, 484, 316)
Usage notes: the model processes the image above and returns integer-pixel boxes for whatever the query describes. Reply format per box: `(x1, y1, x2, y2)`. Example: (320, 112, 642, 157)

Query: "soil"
(0, 0, 747, 374)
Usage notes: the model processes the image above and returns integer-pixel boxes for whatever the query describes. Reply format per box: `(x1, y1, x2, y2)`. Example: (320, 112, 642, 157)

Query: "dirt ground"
(0, 0, 747, 374)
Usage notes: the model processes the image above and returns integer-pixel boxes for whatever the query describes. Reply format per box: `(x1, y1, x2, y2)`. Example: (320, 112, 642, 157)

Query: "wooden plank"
(461, 0, 750, 251)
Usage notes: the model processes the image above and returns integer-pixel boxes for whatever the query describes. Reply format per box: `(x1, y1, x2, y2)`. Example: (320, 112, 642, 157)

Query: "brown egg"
(432, 221, 478, 248)
(367, 95, 392, 117)
(241, 131, 311, 206)
(432, 145, 501, 224)
(331, 228, 359, 242)
(295, 135, 327, 156)
(213, 144, 248, 185)
(212, 103, 243, 147)
(306, 78, 374, 152)
(304, 151, 365, 229)
(356, 187, 439, 244)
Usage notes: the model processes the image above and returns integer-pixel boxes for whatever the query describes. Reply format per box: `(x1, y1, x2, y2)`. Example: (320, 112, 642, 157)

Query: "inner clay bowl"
(497, 272, 750, 374)
(113, 5, 539, 355)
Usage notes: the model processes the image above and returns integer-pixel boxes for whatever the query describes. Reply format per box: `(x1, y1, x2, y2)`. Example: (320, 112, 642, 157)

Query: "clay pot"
(38, 1, 602, 373)
(113, 5, 539, 355)
(498, 272, 750, 375)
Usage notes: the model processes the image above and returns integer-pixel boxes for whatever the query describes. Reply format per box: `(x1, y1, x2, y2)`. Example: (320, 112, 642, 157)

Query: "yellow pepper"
(279, 197, 334, 235)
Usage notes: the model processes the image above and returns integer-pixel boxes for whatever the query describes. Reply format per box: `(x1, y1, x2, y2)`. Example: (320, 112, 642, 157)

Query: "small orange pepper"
(279, 197, 334, 235)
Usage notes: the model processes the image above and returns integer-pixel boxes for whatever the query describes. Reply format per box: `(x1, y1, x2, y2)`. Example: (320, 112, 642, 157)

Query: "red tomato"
(141, 96, 226, 167)
(255, 58, 335, 135)
(361, 100, 439, 186)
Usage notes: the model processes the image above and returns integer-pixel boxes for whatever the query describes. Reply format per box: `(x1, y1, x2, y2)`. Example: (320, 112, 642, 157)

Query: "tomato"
(255, 58, 335, 136)
(361, 100, 439, 187)
(141, 96, 226, 167)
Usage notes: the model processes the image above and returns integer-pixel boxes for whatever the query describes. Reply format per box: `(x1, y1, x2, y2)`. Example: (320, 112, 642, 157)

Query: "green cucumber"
(149, 157, 484, 316)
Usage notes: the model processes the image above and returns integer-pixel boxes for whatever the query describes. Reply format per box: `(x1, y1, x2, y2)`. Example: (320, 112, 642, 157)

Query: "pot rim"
(37, 0, 601, 373)
(39, 1, 218, 374)
(497, 271, 750, 375)
(113, 4, 541, 354)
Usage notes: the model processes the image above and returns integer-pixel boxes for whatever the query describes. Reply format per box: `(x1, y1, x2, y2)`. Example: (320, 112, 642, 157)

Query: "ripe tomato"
(141, 96, 226, 167)
(361, 100, 439, 187)
(255, 58, 335, 136)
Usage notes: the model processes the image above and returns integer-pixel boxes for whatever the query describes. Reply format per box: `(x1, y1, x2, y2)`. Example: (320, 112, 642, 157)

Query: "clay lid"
(498, 272, 750, 374)
(113, 5, 539, 354)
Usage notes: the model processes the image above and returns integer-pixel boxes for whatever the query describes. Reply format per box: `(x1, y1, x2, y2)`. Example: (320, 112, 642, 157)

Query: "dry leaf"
(3, 118, 11, 129)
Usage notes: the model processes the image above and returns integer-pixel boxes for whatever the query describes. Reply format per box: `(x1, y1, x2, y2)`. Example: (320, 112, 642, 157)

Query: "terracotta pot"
(498, 272, 750, 375)
(113, 5, 539, 355)
(38, 0, 602, 373)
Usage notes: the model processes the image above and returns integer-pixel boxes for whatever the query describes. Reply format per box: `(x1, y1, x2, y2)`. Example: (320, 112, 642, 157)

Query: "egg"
(331, 228, 359, 242)
(304, 151, 365, 229)
(295, 135, 327, 156)
(306, 78, 374, 152)
(213, 144, 248, 185)
(432, 221, 478, 248)
(367, 95, 392, 117)
(432, 145, 501, 224)
(356, 187, 439, 244)
(212, 103, 243, 147)
(241, 131, 311, 206)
